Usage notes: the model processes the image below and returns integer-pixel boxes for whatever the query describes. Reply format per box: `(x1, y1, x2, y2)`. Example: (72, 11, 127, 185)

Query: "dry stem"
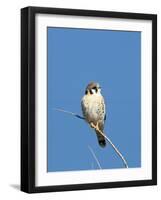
(54, 108, 128, 168)
(88, 145, 102, 169)
(90, 122, 128, 168)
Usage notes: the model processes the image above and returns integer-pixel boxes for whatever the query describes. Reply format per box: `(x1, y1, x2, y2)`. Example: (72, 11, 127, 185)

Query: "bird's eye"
(93, 87, 98, 92)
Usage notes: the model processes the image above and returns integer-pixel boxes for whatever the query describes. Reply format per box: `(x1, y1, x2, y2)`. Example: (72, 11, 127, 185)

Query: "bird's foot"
(90, 122, 99, 131)
(90, 122, 95, 129)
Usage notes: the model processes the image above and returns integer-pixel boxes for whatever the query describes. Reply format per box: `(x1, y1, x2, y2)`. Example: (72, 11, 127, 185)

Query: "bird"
(81, 82, 106, 147)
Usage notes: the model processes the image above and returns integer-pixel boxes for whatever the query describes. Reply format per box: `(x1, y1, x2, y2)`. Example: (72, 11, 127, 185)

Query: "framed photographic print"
(21, 6, 157, 193)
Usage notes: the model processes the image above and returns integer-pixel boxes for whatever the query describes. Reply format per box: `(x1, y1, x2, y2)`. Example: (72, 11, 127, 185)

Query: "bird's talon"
(90, 122, 95, 128)
(96, 122, 99, 130)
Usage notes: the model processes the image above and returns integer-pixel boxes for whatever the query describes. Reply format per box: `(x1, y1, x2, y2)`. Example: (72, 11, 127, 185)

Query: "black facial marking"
(93, 86, 98, 93)
(85, 90, 88, 94)
(89, 89, 93, 94)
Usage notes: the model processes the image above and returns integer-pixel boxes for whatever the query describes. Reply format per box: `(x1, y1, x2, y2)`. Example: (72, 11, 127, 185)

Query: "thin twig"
(53, 108, 85, 120)
(90, 123, 128, 168)
(54, 107, 128, 168)
(88, 145, 102, 169)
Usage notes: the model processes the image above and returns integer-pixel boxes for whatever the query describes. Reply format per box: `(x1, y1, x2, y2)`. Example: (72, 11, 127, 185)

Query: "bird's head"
(85, 82, 101, 95)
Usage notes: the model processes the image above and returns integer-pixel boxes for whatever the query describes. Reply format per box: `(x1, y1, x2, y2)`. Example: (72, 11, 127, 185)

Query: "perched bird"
(81, 82, 106, 147)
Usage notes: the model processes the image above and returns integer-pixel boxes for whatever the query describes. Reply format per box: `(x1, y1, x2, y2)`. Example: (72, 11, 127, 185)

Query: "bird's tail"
(96, 130, 106, 148)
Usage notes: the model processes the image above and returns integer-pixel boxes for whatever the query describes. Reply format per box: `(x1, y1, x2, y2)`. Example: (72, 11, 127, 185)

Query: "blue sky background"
(47, 27, 141, 172)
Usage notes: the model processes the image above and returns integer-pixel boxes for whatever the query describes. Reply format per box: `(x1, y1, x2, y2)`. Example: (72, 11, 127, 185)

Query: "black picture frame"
(21, 6, 157, 193)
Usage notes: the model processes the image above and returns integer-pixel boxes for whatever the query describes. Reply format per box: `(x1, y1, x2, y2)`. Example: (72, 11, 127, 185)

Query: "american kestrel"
(81, 82, 106, 147)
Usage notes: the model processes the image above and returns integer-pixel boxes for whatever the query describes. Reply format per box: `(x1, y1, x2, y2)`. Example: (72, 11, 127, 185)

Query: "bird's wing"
(101, 95, 106, 122)
(104, 113, 107, 121)
(81, 96, 87, 118)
